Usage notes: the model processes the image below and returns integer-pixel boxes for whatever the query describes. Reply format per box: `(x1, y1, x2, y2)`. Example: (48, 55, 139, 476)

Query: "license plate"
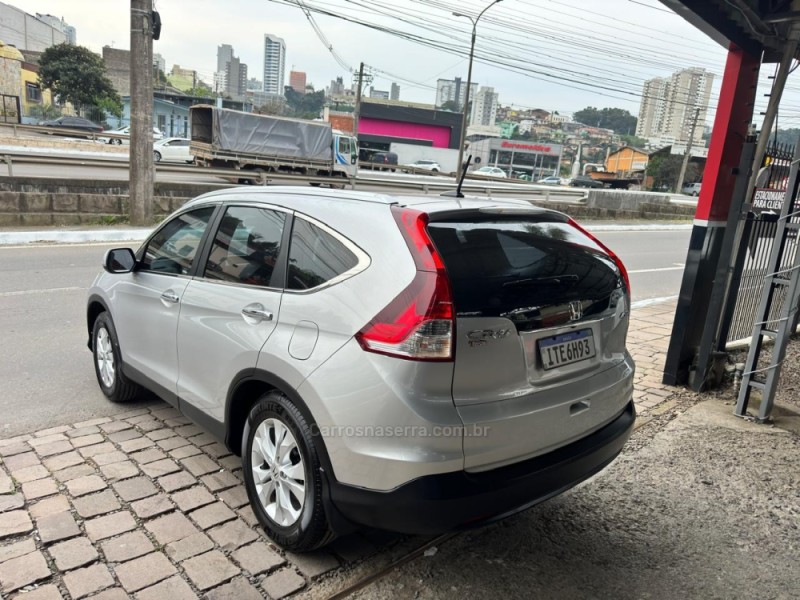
(538, 329, 596, 370)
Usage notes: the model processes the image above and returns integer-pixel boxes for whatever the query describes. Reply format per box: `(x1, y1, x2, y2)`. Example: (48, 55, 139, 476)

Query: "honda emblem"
(568, 301, 583, 321)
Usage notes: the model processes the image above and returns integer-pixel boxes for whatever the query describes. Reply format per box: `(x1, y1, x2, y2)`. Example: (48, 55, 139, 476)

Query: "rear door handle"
(241, 304, 273, 322)
(160, 290, 180, 304)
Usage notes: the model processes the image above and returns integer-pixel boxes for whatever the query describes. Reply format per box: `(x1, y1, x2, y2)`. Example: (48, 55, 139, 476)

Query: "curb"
(0, 229, 152, 245)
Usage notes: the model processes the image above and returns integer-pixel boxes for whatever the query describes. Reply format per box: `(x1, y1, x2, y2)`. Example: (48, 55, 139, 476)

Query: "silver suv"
(87, 187, 635, 551)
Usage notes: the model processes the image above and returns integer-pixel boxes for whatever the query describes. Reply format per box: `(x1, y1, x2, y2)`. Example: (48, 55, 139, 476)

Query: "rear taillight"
(568, 218, 630, 294)
(355, 207, 454, 361)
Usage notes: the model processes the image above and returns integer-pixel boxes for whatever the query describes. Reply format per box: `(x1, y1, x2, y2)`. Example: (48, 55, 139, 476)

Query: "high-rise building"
(436, 77, 478, 110)
(636, 67, 714, 146)
(226, 56, 248, 98)
(35, 13, 76, 44)
(247, 77, 263, 91)
(329, 76, 346, 97)
(369, 87, 390, 100)
(471, 86, 498, 127)
(152, 53, 166, 75)
(217, 44, 233, 74)
(263, 34, 286, 95)
(289, 70, 307, 94)
(390, 82, 400, 101)
(216, 44, 248, 99)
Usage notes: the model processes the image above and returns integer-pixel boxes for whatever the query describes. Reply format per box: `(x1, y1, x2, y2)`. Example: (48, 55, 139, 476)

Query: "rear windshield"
(427, 219, 621, 329)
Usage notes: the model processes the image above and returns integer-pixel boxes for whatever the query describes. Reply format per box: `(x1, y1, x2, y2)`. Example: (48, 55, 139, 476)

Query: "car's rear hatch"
(425, 207, 633, 471)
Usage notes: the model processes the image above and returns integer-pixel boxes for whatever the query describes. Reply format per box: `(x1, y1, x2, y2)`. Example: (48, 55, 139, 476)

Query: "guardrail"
(2, 121, 147, 144)
(0, 150, 588, 202)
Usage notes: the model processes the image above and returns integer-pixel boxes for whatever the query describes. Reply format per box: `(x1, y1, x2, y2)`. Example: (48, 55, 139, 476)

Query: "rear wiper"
(502, 275, 579, 287)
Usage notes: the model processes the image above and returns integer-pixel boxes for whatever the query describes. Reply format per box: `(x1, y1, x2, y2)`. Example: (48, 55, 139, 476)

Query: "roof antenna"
(441, 154, 472, 199)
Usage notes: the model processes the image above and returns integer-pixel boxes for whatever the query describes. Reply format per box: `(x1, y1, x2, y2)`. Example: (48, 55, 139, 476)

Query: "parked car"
(38, 116, 103, 135)
(682, 182, 702, 196)
(403, 159, 441, 173)
(153, 137, 192, 163)
(537, 176, 562, 185)
(101, 126, 164, 145)
(570, 175, 604, 188)
(369, 151, 398, 172)
(87, 187, 635, 552)
(473, 166, 508, 178)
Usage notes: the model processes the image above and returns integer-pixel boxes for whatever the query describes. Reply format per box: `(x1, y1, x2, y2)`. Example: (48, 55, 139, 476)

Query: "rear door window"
(427, 218, 620, 330)
(287, 217, 359, 290)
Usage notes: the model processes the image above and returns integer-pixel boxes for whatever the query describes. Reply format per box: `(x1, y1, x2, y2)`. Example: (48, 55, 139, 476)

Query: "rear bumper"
(327, 400, 635, 534)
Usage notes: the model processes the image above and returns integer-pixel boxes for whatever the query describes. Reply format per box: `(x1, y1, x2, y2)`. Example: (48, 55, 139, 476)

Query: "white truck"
(189, 105, 358, 184)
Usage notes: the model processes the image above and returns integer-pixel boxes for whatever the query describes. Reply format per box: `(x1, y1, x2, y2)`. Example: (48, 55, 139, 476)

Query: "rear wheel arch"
(225, 370, 333, 471)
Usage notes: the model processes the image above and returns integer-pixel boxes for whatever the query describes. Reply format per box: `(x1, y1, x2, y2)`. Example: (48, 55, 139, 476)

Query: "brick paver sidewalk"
(0, 301, 680, 599)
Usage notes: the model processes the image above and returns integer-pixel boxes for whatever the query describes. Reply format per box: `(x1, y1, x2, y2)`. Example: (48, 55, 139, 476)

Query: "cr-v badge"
(467, 328, 511, 347)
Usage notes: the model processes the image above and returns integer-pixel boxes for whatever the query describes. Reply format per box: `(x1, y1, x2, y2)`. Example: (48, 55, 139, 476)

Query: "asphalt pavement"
(0, 243, 156, 438)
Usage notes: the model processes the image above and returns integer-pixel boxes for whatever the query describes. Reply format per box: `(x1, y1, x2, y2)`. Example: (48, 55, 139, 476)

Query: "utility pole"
(130, 0, 154, 225)
(353, 62, 365, 137)
(454, 1, 503, 177)
(676, 107, 700, 194)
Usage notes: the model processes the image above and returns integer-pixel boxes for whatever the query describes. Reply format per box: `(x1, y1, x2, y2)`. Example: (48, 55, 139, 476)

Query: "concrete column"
(663, 44, 761, 386)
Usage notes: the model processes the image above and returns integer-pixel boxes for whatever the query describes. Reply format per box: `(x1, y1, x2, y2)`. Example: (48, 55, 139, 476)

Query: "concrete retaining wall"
(0, 134, 128, 154)
(0, 176, 696, 227)
(587, 189, 673, 210)
(0, 177, 229, 226)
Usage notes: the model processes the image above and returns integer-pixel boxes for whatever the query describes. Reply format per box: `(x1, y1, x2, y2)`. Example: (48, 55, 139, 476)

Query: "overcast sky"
(27, 0, 800, 128)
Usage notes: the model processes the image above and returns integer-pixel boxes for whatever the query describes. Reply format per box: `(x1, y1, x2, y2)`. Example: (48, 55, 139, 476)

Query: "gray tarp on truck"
(191, 105, 333, 161)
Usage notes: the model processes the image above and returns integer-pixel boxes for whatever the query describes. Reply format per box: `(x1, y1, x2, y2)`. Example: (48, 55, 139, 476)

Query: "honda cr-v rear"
(87, 189, 635, 551)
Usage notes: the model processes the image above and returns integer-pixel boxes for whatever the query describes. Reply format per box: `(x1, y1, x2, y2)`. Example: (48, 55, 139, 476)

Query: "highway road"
(2, 159, 584, 199)
(0, 229, 689, 436)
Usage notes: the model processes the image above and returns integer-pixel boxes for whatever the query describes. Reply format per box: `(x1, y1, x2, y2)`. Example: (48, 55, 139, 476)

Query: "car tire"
(153, 151, 162, 163)
(242, 390, 334, 552)
(114, 138, 122, 145)
(92, 312, 140, 403)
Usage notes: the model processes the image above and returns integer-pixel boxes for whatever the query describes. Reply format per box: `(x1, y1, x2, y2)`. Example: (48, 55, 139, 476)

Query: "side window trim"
(284, 212, 371, 294)
(134, 204, 221, 277)
(189, 203, 225, 278)
(271, 211, 294, 290)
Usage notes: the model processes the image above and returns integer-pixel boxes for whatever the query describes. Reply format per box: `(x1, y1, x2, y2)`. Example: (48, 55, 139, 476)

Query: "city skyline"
(15, 0, 796, 128)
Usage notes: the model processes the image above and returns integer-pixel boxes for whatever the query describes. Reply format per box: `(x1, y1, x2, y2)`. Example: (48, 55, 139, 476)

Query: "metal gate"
(0, 94, 20, 124)
(721, 142, 798, 345)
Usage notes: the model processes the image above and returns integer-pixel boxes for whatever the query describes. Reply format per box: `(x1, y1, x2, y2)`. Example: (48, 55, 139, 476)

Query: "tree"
(646, 153, 699, 191)
(284, 87, 325, 119)
(774, 128, 800, 148)
(620, 134, 648, 148)
(38, 43, 121, 116)
(187, 87, 213, 99)
(439, 100, 460, 112)
(574, 106, 637, 135)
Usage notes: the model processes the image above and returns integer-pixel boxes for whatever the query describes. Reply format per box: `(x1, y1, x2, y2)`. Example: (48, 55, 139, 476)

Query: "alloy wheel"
(95, 327, 115, 388)
(250, 418, 306, 526)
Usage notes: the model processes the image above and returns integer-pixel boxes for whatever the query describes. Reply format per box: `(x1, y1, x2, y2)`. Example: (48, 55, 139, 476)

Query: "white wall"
(390, 142, 460, 173)
(0, 3, 66, 52)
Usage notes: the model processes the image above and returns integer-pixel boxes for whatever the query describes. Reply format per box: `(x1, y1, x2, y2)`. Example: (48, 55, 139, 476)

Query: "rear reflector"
(568, 218, 631, 295)
(356, 207, 454, 361)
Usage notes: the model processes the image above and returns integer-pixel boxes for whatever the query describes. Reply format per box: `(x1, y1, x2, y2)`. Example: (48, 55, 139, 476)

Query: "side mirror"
(103, 248, 136, 273)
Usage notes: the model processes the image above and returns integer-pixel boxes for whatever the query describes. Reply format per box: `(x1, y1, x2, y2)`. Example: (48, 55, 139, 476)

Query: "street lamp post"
(453, 0, 503, 177)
